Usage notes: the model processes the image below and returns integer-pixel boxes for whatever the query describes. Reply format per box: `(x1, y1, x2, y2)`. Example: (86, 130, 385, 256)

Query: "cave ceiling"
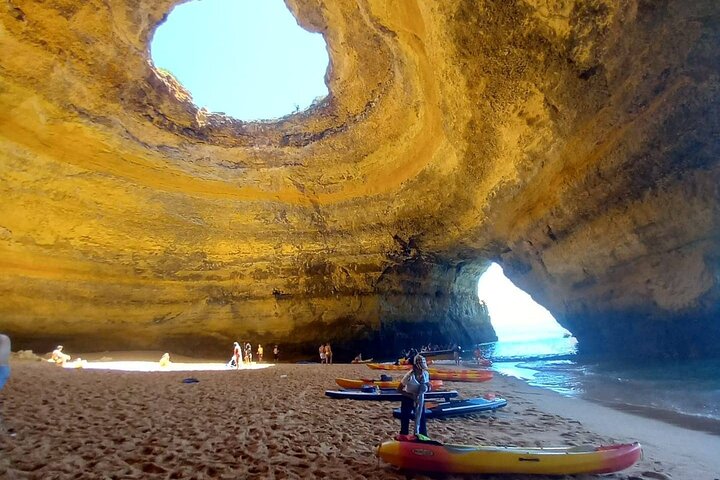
(0, 0, 718, 358)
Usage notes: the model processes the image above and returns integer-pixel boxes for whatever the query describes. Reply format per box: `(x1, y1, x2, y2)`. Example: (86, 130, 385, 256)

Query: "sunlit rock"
(0, 0, 718, 359)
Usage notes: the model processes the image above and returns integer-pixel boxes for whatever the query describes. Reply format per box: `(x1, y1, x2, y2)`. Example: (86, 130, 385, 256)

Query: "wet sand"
(0, 355, 718, 479)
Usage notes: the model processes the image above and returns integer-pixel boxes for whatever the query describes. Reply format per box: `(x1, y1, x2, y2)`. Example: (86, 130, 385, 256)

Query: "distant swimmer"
(159, 353, 171, 367)
(51, 345, 71, 365)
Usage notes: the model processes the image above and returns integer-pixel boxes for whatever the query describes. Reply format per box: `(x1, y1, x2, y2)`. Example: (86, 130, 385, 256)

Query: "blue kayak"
(325, 389, 459, 401)
(392, 396, 507, 418)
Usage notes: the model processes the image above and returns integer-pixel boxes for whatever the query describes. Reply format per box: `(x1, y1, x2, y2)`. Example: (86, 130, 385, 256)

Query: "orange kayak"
(428, 367, 491, 375)
(429, 370, 493, 382)
(335, 378, 444, 390)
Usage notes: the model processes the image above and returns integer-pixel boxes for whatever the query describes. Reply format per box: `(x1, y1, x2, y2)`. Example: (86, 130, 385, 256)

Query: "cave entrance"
(150, 0, 329, 121)
(477, 263, 571, 342)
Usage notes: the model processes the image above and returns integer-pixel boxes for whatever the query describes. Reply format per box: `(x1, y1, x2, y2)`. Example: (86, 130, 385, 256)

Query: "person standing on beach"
(0, 334, 10, 389)
(319, 344, 326, 364)
(453, 344, 462, 366)
(325, 343, 333, 364)
(397, 350, 430, 439)
(273, 345, 279, 362)
(256, 344, 263, 363)
(0, 334, 11, 433)
(245, 342, 252, 363)
(232, 342, 242, 370)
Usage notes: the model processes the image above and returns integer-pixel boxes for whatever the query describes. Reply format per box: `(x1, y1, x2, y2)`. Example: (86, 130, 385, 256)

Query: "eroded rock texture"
(0, 0, 718, 359)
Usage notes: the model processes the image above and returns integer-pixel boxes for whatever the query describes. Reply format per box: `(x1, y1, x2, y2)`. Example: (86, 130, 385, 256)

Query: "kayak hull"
(325, 389, 458, 401)
(392, 397, 507, 419)
(366, 364, 493, 382)
(429, 370, 493, 382)
(350, 358, 373, 364)
(335, 378, 444, 390)
(367, 363, 412, 371)
(377, 440, 642, 475)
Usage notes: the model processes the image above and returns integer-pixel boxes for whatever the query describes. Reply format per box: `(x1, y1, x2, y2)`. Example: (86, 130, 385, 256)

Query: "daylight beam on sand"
(62, 361, 274, 372)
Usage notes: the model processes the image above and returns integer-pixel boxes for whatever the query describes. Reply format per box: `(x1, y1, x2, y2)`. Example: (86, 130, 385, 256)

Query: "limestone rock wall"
(0, 0, 718, 359)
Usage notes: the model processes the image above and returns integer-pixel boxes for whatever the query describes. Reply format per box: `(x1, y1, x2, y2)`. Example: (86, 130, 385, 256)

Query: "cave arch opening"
(477, 263, 572, 343)
(150, 0, 329, 121)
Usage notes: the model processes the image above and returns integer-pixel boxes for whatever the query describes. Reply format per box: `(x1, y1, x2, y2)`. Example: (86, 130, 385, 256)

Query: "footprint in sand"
(641, 472, 672, 480)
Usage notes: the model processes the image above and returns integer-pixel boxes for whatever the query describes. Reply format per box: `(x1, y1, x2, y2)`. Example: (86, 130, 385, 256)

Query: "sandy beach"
(0, 354, 718, 479)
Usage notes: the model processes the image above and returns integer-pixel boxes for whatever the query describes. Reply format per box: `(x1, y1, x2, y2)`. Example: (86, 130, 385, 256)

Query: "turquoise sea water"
(478, 337, 720, 434)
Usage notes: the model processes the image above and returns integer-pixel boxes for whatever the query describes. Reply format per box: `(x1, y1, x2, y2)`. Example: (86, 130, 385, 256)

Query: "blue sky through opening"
(151, 0, 329, 121)
(478, 263, 570, 342)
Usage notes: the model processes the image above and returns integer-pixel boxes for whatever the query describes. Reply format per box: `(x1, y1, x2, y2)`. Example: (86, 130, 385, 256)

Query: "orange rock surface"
(1, 1, 718, 358)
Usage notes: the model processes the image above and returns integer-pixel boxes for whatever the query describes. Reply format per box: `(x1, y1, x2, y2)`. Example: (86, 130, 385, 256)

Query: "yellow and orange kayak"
(377, 439, 642, 475)
(366, 364, 493, 382)
(429, 370, 493, 382)
(335, 378, 444, 390)
(367, 363, 412, 371)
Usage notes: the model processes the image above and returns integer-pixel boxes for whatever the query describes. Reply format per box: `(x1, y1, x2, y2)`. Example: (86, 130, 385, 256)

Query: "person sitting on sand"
(325, 343, 333, 364)
(159, 353, 171, 367)
(353, 353, 363, 363)
(396, 350, 430, 440)
(51, 345, 71, 365)
(256, 344, 263, 363)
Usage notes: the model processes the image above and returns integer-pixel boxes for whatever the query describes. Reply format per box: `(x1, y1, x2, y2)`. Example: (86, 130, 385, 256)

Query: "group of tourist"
(318, 343, 333, 364)
(229, 342, 280, 369)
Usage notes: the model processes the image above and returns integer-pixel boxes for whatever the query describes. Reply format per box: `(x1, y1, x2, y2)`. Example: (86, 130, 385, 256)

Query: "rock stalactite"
(0, 0, 718, 359)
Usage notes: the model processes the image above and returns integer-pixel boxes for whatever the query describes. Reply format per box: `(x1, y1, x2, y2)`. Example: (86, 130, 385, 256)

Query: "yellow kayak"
(377, 439, 642, 475)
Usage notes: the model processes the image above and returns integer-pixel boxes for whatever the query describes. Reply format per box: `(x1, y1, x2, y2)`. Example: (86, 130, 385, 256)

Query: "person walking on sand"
(319, 344, 326, 364)
(256, 344, 264, 363)
(325, 343, 333, 364)
(273, 344, 279, 362)
(453, 344, 462, 366)
(396, 350, 430, 440)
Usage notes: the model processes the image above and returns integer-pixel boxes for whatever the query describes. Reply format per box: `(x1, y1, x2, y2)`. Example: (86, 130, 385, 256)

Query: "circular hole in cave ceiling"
(151, 0, 329, 122)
